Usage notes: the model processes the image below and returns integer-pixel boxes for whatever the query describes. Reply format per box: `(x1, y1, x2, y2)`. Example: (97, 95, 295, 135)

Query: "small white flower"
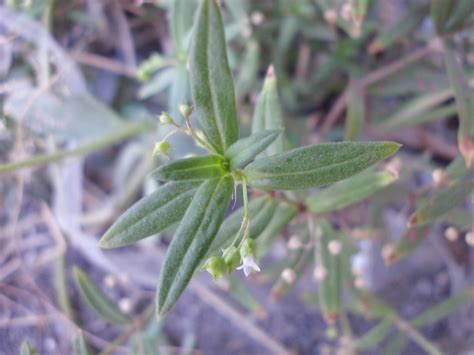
(237, 256, 261, 277)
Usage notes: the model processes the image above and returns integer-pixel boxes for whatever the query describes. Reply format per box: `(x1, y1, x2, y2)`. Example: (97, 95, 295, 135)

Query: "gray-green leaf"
(244, 141, 401, 190)
(99, 181, 200, 248)
(157, 176, 234, 315)
(189, 0, 239, 154)
(252, 66, 284, 156)
(306, 170, 397, 214)
(74, 267, 132, 325)
(152, 155, 227, 182)
(226, 129, 282, 170)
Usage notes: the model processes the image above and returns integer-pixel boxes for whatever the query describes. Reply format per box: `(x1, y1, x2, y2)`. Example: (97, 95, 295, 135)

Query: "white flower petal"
(237, 256, 260, 277)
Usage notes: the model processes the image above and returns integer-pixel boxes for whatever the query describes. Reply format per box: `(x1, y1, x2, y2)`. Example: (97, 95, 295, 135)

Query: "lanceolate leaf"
(189, 0, 239, 154)
(244, 141, 401, 190)
(226, 129, 282, 170)
(170, 0, 195, 52)
(157, 176, 233, 315)
(99, 181, 200, 248)
(252, 66, 285, 156)
(355, 317, 393, 350)
(408, 179, 473, 227)
(431, 0, 455, 34)
(306, 170, 397, 214)
(445, 0, 474, 32)
(345, 78, 365, 141)
(152, 155, 227, 182)
(444, 44, 474, 167)
(74, 267, 132, 325)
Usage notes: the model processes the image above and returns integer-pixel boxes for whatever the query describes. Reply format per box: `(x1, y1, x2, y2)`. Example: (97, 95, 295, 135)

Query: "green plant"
(99, 0, 399, 316)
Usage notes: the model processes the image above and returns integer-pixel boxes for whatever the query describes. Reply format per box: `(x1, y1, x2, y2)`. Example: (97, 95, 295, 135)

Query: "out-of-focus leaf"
(226, 129, 282, 170)
(138, 66, 175, 99)
(152, 155, 227, 182)
(256, 203, 298, 258)
(72, 331, 93, 355)
(345, 78, 365, 140)
(270, 230, 312, 301)
(306, 170, 397, 214)
(74, 267, 132, 325)
(227, 274, 266, 316)
(385, 287, 474, 354)
(157, 176, 233, 315)
(0, 122, 148, 175)
(169, 65, 190, 122)
(4, 88, 128, 144)
(20, 341, 37, 355)
(236, 41, 260, 101)
(99, 181, 200, 248)
(378, 87, 454, 129)
(252, 66, 285, 156)
(408, 180, 473, 227)
(315, 221, 342, 323)
(385, 227, 430, 264)
(170, 0, 195, 51)
(369, 4, 428, 53)
(444, 43, 474, 167)
(431, 0, 455, 34)
(445, 0, 474, 32)
(245, 142, 401, 190)
(355, 317, 393, 350)
(189, 0, 239, 154)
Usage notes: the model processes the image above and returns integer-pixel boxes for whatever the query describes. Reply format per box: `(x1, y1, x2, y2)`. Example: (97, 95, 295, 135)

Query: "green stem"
(394, 316, 442, 355)
(0, 122, 151, 175)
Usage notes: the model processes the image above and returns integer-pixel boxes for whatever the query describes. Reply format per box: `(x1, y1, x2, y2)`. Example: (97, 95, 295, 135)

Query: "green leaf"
(244, 141, 401, 190)
(226, 129, 282, 170)
(306, 170, 397, 214)
(72, 331, 93, 355)
(73, 267, 132, 325)
(99, 181, 200, 248)
(227, 274, 265, 316)
(444, 43, 474, 167)
(408, 179, 473, 227)
(378, 87, 454, 129)
(355, 317, 393, 350)
(445, 0, 474, 32)
(157, 176, 234, 315)
(20, 341, 38, 355)
(385, 287, 474, 354)
(152, 155, 227, 182)
(316, 221, 343, 323)
(256, 203, 298, 258)
(252, 66, 285, 156)
(236, 40, 260, 101)
(431, 0, 455, 34)
(386, 227, 430, 264)
(206, 196, 274, 257)
(170, 0, 195, 51)
(189, 0, 239, 154)
(345, 78, 365, 141)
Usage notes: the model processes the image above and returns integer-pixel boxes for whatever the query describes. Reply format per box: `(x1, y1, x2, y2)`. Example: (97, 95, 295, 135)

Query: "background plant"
(0, 0, 473, 354)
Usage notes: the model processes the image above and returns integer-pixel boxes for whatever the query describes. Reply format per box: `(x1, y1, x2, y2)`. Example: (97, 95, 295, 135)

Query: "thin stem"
(394, 316, 442, 355)
(184, 117, 217, 153)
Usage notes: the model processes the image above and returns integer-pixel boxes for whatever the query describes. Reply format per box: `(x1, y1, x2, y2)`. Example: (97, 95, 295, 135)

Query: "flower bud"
(152, 140, 171, 158)
(224, 246, 241, 270)
(179, 104, 193, 119)
(203, 256, 227, 280)
(240, 238, 257, 259)
(158, 112, 174, 125)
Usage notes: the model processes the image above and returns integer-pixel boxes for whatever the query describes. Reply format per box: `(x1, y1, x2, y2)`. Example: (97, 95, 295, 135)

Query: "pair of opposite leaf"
(99, 0, 400, 316)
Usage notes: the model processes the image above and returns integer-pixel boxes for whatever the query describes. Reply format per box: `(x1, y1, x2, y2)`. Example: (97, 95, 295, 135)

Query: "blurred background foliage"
(0, 0, 473, 354)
